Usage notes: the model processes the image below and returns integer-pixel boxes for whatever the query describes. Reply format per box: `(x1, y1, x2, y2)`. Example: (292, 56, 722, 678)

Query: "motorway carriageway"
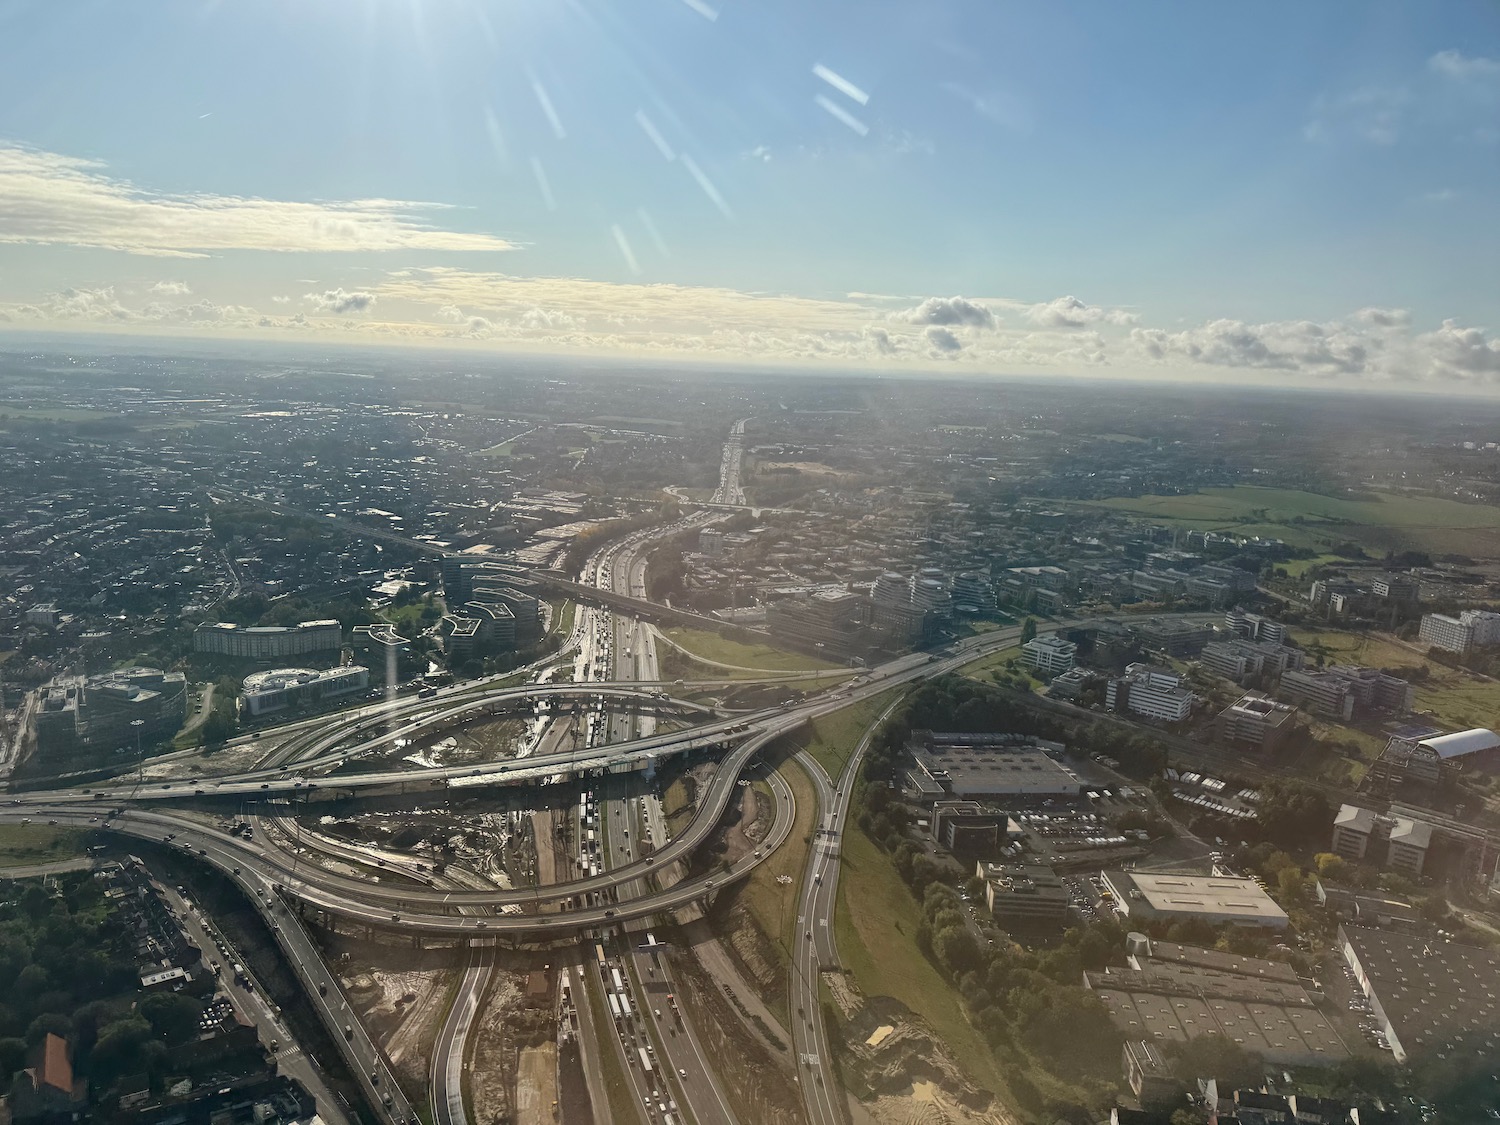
(3, 621, 1042, 934)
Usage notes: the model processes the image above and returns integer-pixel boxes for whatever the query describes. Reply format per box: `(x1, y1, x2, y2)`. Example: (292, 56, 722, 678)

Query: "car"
(678, 1068, 687, 1078)
(806, 930, 812, 939)
(260, 783, 269, 789)
(476, 920, 487, 929)
(232, 867, 241, 875)
(391, 913, 401, 922)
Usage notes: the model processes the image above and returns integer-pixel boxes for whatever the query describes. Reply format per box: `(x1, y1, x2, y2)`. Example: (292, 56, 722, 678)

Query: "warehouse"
(1100, 871, 1289, 929)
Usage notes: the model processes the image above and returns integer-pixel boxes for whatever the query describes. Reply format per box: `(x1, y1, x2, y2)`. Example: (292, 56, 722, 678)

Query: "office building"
(193, 619, 342, 661)
(1276, 668, 1356, 720)
(1461, 608, 1500, 647)
(1418, 612, 1473, 654)
(1131, 617, 1211, 656)
(24, 603, 60, 628)
(931, 802, 1019, 858)
(766, 587, 871, 659)
(698, 528, 725, 557)
(1199, 638, 1304, 683)
(1225, 608, 1287, 645)
(978, 862, 1070, 926)
(1371, 726, 1500, 789)
(1021, 633, 1077, 676)
(33, 667, 188, 759)
(240, 665, 369, 717)
(1329, 804, 1432, 877)
(1216, 692, 1298, 753)
(1100, 870, 1289, 929)
(1372, 575, 1420, 603)
(1106, 664, 1195, 722)
(352, 622, 412, 666)
(950, 571, 996, 613)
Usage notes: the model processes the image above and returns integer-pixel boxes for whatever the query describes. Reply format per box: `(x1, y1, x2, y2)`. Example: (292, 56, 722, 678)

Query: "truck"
(610, 967, 624, 993)
(638, 1046, 653, 1074)
(608, 994, 623, 1021)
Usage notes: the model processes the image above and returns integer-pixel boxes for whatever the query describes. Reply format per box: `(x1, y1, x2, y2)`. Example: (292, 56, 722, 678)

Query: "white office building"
(1461, 609, 1500, 647)
(1021, 634, 1077, 676)
(1419, 613, 1474, 654)
(1106, 663, 1196, 722)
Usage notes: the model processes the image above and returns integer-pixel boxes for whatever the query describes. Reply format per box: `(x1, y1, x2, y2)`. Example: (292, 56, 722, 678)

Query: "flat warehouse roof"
(1106, 871, 1289, 925)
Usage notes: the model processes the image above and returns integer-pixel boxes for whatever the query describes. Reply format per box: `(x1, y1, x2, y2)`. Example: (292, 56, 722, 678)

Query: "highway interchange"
(0, 421, 1173, 1125)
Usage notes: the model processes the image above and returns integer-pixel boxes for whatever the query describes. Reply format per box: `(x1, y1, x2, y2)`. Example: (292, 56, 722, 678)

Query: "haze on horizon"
(0, 0, 1497, 388)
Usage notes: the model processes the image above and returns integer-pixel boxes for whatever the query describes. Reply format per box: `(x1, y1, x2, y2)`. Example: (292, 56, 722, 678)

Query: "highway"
(603, 521, 739, 1125)
(790, 695, 906, 1125)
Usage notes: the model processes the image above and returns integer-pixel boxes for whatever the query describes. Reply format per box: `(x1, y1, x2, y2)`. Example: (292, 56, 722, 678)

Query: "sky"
(0, 0, 1497, 387)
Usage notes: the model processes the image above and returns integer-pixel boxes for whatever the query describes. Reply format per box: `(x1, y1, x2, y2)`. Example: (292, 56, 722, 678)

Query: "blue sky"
(0, 0, 1497, 384)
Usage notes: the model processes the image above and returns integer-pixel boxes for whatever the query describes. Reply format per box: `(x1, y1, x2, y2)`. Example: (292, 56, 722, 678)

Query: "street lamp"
(130, 719, 146, 790)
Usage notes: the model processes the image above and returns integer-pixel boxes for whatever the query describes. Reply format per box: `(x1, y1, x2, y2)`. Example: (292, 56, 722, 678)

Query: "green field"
(0, 825, 85, 867)
(835, 823, 1007, 1096)
(661, 627, 840, 673)
(802, 689, 904, 779)
(739, 762, 818, 967)
(1292, 626, 1500, 731)
(956, 644, 1022, 680)
(1077, 485, 1500, 557)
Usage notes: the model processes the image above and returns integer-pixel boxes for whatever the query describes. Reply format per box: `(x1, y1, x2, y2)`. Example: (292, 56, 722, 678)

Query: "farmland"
(1075, 485, 1500, 557)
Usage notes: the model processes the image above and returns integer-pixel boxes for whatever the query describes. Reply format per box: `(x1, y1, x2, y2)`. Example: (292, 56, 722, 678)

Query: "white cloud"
(1130, 317, 1369, 374)
(1026, 294, 1135, 329)
(0, 144, 516, 257)
(1429, 49, 1500, 83)
(1354, 307, 1412, 328)
(520, 306, 583, 331)
(1304, 86, 1408, 145)
(271, 294, 292, 305)
(150, 280, 191, 296)
(36, 286, 133, 321)
(895, 295, 994, 329)
(304, 288, 375, 314)
(925, 325, 963, 353)
(1415, 319, 1500, 379)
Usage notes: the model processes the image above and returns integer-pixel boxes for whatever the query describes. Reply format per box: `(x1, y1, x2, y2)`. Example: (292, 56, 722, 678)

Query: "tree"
(1314, 852, 1347, 881)
(0, 1037, 26, 1079)
(1020, 617, 1038, 645)
(140, 992, 204, 1046)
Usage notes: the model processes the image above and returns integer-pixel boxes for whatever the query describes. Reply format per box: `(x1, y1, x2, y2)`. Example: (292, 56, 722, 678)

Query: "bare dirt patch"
(340, 958, 455, 1092)
(515, 1043, 560, 1125)
(668, 939, 806, 1125)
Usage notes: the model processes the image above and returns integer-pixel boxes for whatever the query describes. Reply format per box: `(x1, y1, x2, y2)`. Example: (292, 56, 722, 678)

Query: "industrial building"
(240, 665, 369, 717)
(1100, 870, 1290, 929)
(1370, 726, 1500, 788)
(1090, 937, 1347, 1068)
(1340, 925, 1500, 1063)
(193, 619, 342, 661)
(904, 731, 1083, 802)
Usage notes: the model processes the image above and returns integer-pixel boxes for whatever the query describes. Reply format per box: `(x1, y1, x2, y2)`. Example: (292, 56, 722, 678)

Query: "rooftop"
(1418, 728, 1500, 760)
(1105, 871, 1289, 926)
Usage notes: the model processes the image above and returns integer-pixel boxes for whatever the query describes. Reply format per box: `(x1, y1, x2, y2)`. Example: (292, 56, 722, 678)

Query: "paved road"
(432, 946, 491, 1125)
(790, 694, 906, 1125)
(152, 870, 352, 1125)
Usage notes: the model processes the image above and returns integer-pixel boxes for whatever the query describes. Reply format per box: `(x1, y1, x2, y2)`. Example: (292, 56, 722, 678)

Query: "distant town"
(7, 346, 1500, 1125)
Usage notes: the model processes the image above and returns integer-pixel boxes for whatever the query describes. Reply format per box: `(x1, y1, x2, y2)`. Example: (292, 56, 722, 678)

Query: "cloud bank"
(0, 144, 516, 257)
